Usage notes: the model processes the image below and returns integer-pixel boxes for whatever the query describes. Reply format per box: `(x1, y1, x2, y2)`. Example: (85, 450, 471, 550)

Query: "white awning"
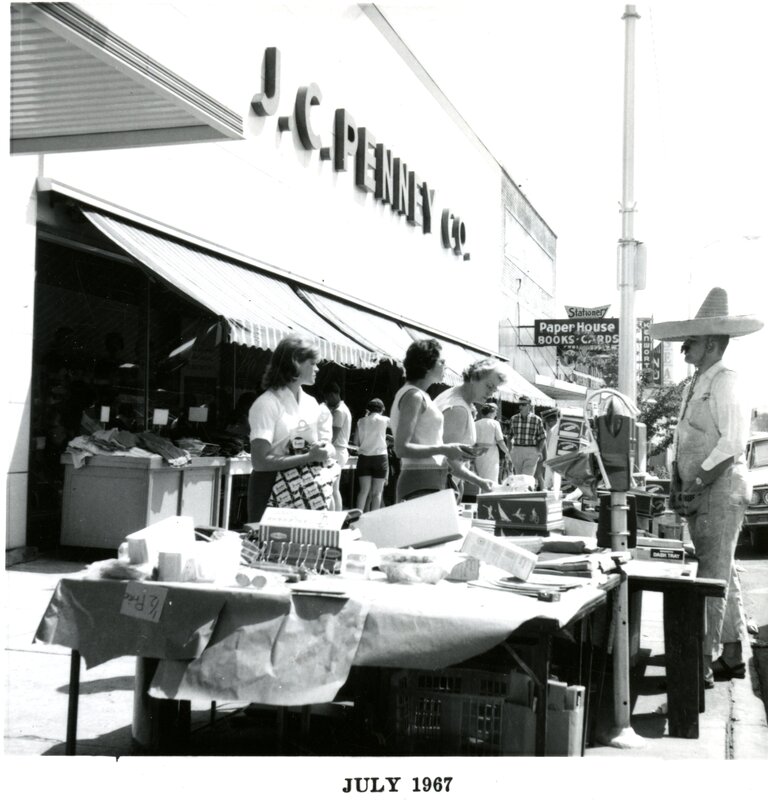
(534, 374, 589, 403)
(11, 3, 242, 153)
(82, 210, 377, 367)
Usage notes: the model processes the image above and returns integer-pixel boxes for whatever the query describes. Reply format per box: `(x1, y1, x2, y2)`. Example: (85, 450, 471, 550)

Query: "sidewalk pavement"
(3, 553, 768, 759)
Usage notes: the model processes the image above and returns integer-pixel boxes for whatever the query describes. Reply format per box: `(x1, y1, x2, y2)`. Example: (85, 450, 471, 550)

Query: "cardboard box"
(354, 489, 462, 548)
(258, 507, 349, 547)
(460, 527, 537, 579)
(476, 490, 562, 534)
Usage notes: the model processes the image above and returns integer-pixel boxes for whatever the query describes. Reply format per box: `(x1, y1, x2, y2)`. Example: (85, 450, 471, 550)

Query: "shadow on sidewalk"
(54, 675, 136, 695)
(591, 647, 669, 742)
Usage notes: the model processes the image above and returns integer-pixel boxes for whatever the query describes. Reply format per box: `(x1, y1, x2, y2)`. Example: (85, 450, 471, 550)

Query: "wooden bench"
(625, 570, 726, 738)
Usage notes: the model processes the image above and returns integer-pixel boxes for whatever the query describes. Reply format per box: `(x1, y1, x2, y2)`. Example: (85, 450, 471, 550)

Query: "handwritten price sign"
(120, 581, 168, 623)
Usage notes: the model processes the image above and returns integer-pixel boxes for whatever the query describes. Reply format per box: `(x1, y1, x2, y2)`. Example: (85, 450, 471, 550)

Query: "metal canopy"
(10, 3, 243, 154)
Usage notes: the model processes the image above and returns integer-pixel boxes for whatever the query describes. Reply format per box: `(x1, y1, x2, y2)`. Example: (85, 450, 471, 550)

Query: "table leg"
(697, 610, 706, 713)
(577, 617, 594, 757)
(222, 469, 233, 528)
(65, 649, 81, 755)
(533, 636, 552, 757)
(663, 588, 701, 738)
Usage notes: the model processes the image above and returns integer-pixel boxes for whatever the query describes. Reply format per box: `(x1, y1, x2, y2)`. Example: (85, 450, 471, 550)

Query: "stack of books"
(533, 551, 617, 578)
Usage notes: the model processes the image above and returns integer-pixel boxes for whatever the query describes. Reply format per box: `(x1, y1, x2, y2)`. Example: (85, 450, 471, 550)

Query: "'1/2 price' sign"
(120, 581, 168, 623)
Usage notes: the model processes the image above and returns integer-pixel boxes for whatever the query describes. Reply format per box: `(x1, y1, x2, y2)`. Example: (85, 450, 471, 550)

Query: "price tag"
(100, 405, 111, 423)
(120, 581, 168, 623)
(188, 405, 208, 422)
(152, 408, 169, 426)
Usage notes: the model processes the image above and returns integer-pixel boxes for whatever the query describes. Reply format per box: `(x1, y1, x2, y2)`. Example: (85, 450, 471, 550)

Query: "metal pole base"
(596, 725, 646, 749)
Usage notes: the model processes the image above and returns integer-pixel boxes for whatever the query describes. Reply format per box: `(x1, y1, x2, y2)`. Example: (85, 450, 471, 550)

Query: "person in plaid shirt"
(509, 396, 547, 482)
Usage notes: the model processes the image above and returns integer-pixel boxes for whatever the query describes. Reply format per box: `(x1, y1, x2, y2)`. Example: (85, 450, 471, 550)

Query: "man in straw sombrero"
(650, 287, 763, 687)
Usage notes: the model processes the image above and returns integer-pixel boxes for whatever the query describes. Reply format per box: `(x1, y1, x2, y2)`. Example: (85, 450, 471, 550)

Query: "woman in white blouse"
(391, 339, 475, 502)
(247, 334, 334, 522)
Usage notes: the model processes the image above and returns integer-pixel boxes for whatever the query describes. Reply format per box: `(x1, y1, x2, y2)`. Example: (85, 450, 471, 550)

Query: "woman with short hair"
(391, 338, 475, 502)
(434, 358, 508, 497)
(247, 334, 334, 522)
(355, 397, 390, 512)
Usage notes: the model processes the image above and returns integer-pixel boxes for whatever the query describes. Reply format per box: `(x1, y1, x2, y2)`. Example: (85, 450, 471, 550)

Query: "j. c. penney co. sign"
(251, 47, 470, 260)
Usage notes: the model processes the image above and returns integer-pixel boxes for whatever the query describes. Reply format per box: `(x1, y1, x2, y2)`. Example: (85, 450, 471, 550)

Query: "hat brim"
(649, 315, 764, 341)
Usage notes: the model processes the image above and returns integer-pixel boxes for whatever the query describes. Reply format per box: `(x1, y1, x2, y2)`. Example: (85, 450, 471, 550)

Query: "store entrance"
(27, 227, 408, 548)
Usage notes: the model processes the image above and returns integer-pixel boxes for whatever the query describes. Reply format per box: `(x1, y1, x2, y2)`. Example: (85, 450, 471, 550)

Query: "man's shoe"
(711, 657, 746, 681)
(703, 675, 715, 690)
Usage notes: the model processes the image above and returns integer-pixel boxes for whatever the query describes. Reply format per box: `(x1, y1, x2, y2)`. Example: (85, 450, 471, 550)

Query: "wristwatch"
(694, 476, 703, 487)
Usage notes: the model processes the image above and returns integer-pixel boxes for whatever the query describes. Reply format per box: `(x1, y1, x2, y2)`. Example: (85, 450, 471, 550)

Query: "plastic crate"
(389, 668, 585, 756)
(389, 669, 535, 756)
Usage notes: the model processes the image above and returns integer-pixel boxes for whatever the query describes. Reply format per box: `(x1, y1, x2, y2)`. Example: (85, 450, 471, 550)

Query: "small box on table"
(476, 490, 563, 535)
(460, 527, 537, 579)
(243, 507, 351, 573)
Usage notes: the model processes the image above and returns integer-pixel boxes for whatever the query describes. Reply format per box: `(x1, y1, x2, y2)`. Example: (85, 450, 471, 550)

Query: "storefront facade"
(7, 3, 558, 552)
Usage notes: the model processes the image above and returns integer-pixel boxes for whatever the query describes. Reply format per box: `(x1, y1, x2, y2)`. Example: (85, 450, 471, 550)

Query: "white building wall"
(43, 3, 506, 349)
(7, 3, 558, 550)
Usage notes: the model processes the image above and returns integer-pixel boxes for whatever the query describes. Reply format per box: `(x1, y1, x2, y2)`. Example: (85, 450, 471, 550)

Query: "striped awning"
(82, 210, 376, 367)
(403, 326, 553, 404)
(296, 289, 415, 362)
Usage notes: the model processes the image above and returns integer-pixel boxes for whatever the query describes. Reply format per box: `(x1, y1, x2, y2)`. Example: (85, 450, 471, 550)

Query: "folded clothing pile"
(136, 431, 191, 466)
(66, 429, 191, 468)
(175, 437, 221, 457)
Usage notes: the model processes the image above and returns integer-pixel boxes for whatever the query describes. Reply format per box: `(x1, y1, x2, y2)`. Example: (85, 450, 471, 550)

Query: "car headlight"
(763, 489, 768, 504)
(751, 491, 761, 504)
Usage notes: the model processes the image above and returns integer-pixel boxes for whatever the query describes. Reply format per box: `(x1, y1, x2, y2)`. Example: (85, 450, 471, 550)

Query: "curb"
(731, 637, 768, 758)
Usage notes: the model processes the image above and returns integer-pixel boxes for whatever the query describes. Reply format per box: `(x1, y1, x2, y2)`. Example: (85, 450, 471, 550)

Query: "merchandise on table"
(460, 527, 536, 580)
(476, 490, 563, 534)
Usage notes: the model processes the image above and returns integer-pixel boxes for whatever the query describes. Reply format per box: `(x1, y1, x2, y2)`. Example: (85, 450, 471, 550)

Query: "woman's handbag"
(268, 461, 341, 511)
(267, 424, 341, 510)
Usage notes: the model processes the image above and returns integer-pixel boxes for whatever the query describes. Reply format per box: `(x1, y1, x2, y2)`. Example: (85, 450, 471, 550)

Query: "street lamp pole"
(617, 4, 643, 402)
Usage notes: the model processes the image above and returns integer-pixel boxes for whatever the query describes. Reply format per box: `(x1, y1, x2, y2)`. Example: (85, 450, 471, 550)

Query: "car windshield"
(751, 440, 768, 468)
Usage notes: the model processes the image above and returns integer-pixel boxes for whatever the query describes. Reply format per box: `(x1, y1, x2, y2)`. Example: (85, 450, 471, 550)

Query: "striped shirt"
(509, 412, 546, 447)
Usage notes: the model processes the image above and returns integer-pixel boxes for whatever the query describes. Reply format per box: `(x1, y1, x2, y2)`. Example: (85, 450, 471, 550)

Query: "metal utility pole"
(596, 5, 646, 752)
(617, 4, 644, 402)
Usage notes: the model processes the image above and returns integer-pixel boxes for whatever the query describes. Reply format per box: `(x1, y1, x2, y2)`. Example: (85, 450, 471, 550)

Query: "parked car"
(743, 432, 768, 552)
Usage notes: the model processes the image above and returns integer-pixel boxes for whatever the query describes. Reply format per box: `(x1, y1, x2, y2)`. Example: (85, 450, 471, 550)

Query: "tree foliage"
(638, 377, 691, 456)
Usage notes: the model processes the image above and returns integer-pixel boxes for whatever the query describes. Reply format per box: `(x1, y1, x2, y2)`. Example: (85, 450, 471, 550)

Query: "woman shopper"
(355, 397, 390, 512)
(434, 359, 507, 498)
(474, 402, 511, 483)
(247, 334, 335, 522)
(391, 338, 476, 502)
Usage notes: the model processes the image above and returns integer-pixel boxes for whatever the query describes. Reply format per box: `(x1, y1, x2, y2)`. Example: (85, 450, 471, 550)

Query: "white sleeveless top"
(390, 384, 446, 470)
